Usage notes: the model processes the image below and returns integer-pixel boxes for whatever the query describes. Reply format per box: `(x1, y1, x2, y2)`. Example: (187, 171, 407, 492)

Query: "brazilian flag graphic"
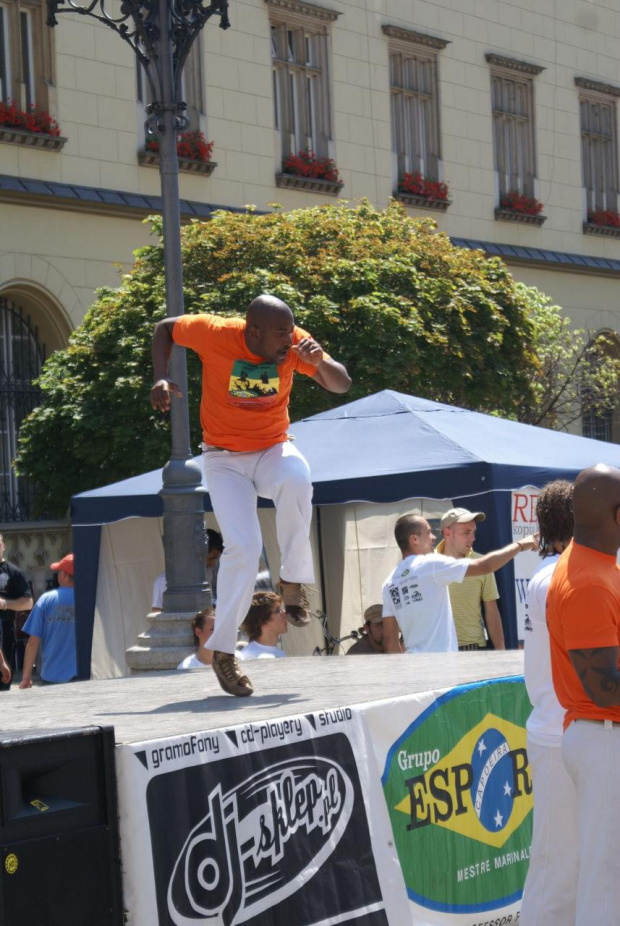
(382, 678, 533, 914)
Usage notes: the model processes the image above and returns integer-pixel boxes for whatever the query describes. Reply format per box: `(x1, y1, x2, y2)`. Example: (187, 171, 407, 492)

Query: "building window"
(582, 405, 613, 442)
(0, 0, 53, 110)
(137, 37, 205, 137)
(268, 0, 338, 162)
(487, 55, 543, 202)
(383, 26, 447, 185)
(0, 297, 44, 523)
(582, 330, 620, 444)
(576, 78, 620, 216)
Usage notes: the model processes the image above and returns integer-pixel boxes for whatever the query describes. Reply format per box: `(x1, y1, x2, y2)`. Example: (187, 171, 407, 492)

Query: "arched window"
(0, 297, 45, 521)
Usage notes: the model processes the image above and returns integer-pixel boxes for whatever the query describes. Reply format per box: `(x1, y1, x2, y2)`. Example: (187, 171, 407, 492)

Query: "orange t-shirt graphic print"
(172, 313, 322, 452)
(228, 359, 280, 408)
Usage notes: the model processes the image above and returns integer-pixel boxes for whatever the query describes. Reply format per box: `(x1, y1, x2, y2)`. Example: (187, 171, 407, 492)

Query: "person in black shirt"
(0, 534, 34, 690)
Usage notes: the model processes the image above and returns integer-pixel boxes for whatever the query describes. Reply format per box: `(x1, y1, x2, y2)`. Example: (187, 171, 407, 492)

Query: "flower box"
(140, 131, 215, 173)
(496, 191, 546, 224)
(394, 191, 451, 211)
(584, 209, 620, 237)
(275, 173, 343, 195)
(278, 150, 343, 194)
(0, 102, 65, 151)
(0, 125, 66, 151)
(395, 172, 450, 211)
(495, 208, 547, 226)
(583, 222, 620, 239)
(138, 150, 217, 175)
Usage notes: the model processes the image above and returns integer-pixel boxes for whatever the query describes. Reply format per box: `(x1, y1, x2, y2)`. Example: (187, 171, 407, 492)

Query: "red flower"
(283, 150, 341, 183)
(500, 191, 544, 215)
(399, 171, 449, 201)
(588, 209, 620, 228)
(0, 101, 61, 137)
(147, 131, 213, 163)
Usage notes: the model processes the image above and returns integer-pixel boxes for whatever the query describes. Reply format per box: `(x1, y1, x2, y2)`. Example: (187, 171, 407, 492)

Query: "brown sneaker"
(278, 580, 310, 627)
(212, 651, 253, 697)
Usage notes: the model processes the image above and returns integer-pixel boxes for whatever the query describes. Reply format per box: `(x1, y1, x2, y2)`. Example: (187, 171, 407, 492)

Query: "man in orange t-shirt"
(546, 463, 620, 926)
(151, 294, 351, 696)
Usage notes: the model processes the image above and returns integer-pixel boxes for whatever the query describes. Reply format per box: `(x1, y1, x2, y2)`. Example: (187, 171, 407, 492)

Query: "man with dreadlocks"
(520, 480, 577, 926)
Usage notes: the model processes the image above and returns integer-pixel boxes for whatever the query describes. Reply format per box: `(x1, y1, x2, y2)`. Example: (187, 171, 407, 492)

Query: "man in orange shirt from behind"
(151, 295, 351, 697)
(547, 463, 620, 926)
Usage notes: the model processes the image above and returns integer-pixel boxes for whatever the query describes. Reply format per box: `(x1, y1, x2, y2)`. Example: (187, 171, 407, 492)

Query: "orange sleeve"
(172, 314, 212, 355)
(562, 585, 620, 650)
(292, 325, 332, 378)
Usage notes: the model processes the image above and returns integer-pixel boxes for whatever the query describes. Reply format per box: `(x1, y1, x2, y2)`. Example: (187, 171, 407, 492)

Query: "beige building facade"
(2, 0, 620, 577)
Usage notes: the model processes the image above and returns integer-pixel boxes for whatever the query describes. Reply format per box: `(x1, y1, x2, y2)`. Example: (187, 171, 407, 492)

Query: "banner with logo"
(365, 677, 532, 926)
(511, 488, 540, 641)
(116, 707, 410, 926)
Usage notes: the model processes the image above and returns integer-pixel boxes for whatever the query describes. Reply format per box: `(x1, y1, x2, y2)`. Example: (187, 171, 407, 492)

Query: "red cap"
(50, 554, 74, 576)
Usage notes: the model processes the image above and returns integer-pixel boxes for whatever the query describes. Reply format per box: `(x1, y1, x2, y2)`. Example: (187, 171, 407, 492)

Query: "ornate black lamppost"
(47, 0, 230, 668)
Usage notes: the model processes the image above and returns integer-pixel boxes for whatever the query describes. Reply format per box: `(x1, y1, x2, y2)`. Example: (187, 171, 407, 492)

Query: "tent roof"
(71, 390, 620, 525)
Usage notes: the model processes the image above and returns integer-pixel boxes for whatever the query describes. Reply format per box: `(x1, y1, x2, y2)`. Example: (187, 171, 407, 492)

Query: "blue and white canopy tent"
(72, 390, 620, 677)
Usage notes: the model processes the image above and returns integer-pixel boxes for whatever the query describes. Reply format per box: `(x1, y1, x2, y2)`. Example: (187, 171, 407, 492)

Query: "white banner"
(511, 488, 540, 641)
(116, 706, 409, 926)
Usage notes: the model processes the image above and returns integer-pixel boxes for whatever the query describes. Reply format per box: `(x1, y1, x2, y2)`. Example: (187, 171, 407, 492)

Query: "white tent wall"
(90, 509, 327, 677)
(320, 498, 453, 646)
(91, 516, 165, 679)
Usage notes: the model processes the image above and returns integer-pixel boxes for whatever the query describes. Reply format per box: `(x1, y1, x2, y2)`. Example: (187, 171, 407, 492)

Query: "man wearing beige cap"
(382, 514, 537, 654)
(347, 604, 386, 655)
(437, 508, 504, 651)
(20, 554, 76, 687)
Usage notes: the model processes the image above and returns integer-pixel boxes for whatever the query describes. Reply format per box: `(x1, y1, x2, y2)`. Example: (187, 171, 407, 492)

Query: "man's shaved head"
(246, 295, 293, 327)
(245, 294, 295, 363)
(394, 514, 436, 555)
(394, 514, 426, 551)
(573, 463, 620, 554)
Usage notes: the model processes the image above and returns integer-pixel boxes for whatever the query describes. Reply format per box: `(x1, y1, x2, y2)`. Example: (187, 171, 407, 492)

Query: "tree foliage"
(515, 284, 620, 429)
(15, 200, 619, 518)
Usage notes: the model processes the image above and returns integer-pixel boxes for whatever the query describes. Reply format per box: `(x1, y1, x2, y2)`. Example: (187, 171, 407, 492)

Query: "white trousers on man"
(203, 440, 314, 655)
(519, 737, 578, 926)
(561, 719, 620, 926)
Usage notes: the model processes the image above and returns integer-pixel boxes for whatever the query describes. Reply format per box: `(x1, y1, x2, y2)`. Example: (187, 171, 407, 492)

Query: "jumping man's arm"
(383, 616, 402, 653)
(293, 338, 351, 393)
(568, 647, 620, 707)
(150, 318, 183, 411)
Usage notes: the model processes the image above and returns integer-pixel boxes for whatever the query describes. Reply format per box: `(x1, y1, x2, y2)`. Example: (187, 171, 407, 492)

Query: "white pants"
(520, 737, 578, 926)
(203, 441, 314, 654)
(562, 719, 620, 926)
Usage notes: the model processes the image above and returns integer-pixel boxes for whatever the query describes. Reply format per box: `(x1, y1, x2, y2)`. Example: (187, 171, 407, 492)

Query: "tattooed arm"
(568, 647, 620, 707)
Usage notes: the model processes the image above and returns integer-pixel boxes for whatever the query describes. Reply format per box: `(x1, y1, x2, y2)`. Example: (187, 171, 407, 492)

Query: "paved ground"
(5, 650, 524, 745)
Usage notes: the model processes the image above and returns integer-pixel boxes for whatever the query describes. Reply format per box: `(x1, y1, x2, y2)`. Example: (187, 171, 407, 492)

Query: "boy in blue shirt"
(20, 554, 76, 686)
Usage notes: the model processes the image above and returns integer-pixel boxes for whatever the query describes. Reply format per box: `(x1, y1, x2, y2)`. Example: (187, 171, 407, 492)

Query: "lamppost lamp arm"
(46, 0, 230, 117)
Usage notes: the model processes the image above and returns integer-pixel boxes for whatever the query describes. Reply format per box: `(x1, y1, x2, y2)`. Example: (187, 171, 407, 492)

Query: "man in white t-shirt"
(238, 591, 287, 662)
(520, 480, 577, 926)
(382, 514, 537, 653)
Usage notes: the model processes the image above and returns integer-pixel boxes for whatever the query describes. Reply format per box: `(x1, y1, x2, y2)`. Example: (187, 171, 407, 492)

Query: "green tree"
(14, 201, 619, 518)
(514, 284, 620, 429)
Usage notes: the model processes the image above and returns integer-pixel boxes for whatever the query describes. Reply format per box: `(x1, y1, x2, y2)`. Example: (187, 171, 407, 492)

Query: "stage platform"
(4, 652, 530, 926)
(5, 650, 524, 744)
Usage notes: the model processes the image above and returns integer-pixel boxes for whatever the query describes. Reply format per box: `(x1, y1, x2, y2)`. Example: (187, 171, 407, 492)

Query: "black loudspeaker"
(0, 726, 123, 926)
